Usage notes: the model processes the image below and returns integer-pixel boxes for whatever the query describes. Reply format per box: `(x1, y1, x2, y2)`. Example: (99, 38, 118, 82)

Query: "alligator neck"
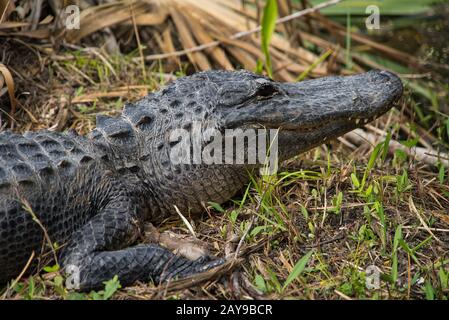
(88, 115, 144, 173)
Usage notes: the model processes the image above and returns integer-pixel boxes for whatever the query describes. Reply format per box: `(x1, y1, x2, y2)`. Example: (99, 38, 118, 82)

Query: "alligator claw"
(160, 256, 226, 283)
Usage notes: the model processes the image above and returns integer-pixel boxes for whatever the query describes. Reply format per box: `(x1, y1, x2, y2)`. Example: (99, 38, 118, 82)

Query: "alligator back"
(0, 130, 103, 283)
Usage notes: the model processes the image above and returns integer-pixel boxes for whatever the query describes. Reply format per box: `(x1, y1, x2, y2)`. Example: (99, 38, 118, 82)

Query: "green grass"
(259, 0, 278, 78)
(309, 0, 442, 16)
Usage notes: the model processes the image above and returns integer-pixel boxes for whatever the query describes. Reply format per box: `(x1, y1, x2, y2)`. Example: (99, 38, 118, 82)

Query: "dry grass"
(0, 0, 448, 300)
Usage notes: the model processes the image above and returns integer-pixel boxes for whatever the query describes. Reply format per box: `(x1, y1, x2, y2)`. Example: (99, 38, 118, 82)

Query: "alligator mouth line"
(280, 116, 375, 133)
(243, 116, 375, 133)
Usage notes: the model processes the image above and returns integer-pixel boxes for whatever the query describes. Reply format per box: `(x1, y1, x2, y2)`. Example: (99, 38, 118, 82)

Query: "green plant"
(89, 275, 122, 300)
(259, 0, 278, 78)
(283, 250, 314, 291)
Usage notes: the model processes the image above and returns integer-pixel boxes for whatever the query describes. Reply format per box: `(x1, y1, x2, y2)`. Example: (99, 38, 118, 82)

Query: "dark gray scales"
(0, 70, 403, 290)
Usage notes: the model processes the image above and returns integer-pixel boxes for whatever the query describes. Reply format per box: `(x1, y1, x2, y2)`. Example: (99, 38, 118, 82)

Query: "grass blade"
(261, 0, 278, 78)
(296, 49, 333, 82)
(283, 249, 314, 291)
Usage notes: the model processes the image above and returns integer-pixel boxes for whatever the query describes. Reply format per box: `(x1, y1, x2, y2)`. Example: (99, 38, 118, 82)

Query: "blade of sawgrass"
(352, 51, 411, 74)
(296, 49, 333, 81)
(359, 142, 383, 192)
(261, 0, 278, 78)
(391, 225, 402, 285)
(446, 119, 449, 141)
(345, 12, 353, 70)
(309, 0, 437, 15)
(283, 249, 314, 291)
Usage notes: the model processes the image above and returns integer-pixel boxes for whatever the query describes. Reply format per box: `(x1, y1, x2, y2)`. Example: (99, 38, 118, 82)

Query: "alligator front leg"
(59, 195, 223, 291)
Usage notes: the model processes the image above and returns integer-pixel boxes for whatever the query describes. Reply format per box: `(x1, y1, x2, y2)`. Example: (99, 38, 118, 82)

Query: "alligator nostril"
(373, 70, 403, 101)
(377, 70, 401, 85)
(384, 71, 403, 99)
(377, 70, 395, 82)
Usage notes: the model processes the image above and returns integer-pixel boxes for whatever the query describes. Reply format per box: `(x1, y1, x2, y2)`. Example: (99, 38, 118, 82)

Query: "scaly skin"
(0, 70, 403, 290)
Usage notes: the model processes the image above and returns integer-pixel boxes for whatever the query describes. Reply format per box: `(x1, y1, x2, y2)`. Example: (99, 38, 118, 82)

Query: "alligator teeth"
(355, 119, 360, 125)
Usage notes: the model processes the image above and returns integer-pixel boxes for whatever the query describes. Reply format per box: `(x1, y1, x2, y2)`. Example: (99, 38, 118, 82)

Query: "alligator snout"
(370, 70, 403, 103)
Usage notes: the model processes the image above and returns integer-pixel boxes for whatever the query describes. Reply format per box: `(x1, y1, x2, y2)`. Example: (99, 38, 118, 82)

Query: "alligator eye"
(256, 83, 279, 98)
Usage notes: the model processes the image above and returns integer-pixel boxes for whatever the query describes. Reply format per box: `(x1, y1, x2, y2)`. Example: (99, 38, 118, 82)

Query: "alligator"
(0, 70, 403, 291)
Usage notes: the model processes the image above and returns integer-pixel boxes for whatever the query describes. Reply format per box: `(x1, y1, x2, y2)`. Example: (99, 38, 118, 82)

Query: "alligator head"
(216, 69, 403, 160)
(123, 70, 403, 216)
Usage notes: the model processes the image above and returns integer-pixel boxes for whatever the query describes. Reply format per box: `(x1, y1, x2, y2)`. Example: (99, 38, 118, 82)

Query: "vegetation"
(0, 0, 448, 300)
